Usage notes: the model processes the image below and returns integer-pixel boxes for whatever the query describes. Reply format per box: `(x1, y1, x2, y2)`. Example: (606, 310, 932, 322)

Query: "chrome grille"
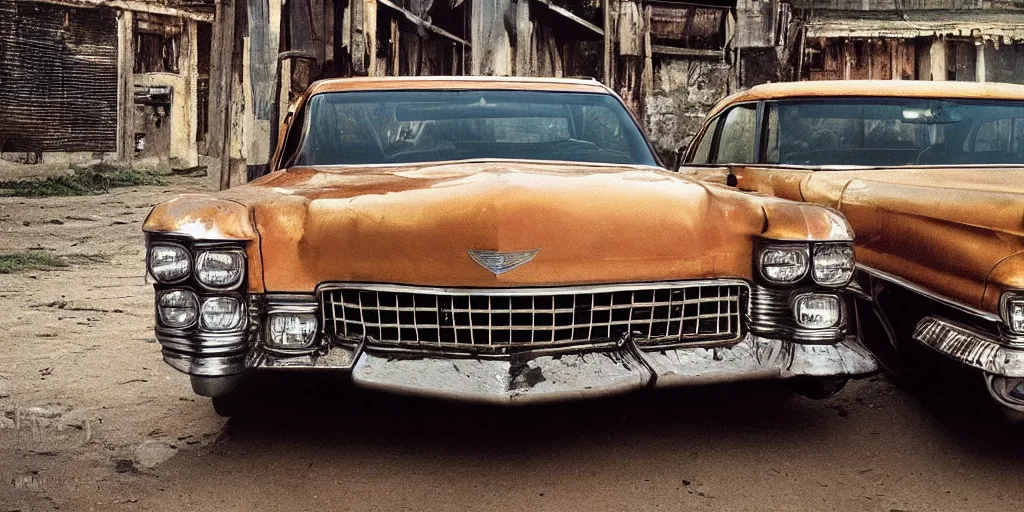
(321, 282, 747, 352)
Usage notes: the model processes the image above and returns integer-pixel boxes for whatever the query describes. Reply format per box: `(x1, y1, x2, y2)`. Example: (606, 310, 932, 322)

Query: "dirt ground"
(2, 176, 1024, 512)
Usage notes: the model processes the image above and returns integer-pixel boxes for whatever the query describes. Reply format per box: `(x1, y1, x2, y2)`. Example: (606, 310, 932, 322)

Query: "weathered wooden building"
(793, 1, 1024, 83)
(104, 0, 1024, 185)
(0, 0, 213, 168)
(211, 0, 794, 182)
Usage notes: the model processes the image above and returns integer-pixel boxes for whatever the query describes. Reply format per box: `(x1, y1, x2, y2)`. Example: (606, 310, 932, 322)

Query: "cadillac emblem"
(467, 249, 540, 275)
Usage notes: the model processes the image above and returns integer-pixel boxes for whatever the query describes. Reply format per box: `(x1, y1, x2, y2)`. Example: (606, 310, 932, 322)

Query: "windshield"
(287, 90, 658, 167)
(765, 98, 1024, 166)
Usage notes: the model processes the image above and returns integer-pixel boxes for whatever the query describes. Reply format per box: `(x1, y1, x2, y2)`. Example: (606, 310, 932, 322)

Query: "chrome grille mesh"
(321, 282, 746, 352)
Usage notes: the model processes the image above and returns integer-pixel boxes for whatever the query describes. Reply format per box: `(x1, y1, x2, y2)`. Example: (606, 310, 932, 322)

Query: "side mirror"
(672, 136, 693, 171)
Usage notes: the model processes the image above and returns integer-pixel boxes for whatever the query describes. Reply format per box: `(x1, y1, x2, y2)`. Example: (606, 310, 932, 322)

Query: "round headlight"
(812, 244, 855, 286)
(759, 245, 809, 283)
(149, 244, 190, 282)
(200, 297, 245, 332)
(793, 293, 841, 329)
(195, 251, 245, 288)
(157, 290, 199, 328)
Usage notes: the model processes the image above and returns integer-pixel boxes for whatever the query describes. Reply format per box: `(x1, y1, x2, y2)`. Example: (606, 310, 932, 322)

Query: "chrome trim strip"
(857, 264, 1001, 322)
(316, 279, 751, 296)
(912, 316, 1024, 377)
(155, 328, 249, 356)
(247, 344, 360, 370)
(162, 351, 247, 376)
(747, 285, 846, 343)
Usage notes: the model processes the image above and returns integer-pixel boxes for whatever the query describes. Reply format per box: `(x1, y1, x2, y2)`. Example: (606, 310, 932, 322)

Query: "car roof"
(306, 76, 613, 96)
(708, 79, 1024, 118)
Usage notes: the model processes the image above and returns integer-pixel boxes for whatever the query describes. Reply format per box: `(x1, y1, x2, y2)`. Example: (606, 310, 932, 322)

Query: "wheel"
(791, 377, 848, 400)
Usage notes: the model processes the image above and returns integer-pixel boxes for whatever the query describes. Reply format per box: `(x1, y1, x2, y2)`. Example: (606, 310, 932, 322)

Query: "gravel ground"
(1, 177, 1023, 512)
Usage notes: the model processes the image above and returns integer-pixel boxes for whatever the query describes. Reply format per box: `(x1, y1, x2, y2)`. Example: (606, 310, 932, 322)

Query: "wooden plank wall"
(806, 38, 917, 81)
(0, 1, 119, 153)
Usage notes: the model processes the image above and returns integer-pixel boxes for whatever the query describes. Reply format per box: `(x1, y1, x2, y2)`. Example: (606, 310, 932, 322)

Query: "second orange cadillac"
(143, 76, 876, 414)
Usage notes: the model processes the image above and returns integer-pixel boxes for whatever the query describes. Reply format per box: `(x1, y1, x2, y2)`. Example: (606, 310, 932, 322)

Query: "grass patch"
(0, 251, 109, 274)
(0, 163, 166, 198)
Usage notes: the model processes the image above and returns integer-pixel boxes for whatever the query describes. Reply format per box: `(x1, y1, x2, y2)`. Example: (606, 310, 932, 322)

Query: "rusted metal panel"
(648, 2, 727, 50)
(0, 1, 118, 152)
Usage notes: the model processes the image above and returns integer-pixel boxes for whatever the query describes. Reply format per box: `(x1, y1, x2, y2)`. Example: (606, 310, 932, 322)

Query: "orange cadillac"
(143, 76, 876, 415)
(681, 80, 1024, 417)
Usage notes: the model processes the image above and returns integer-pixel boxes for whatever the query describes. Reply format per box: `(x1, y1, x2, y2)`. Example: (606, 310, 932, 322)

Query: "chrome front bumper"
(161, 333, 877, 404)
(912, 316, 1024, 378)
(349, 334, 876, 405)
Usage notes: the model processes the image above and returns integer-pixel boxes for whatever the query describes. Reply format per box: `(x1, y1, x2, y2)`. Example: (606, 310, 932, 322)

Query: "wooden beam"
(9, 0, 214, 21)
(530, 0, 604, 37)
(650, 45, 724, 59)
(378, 0, 472, 47)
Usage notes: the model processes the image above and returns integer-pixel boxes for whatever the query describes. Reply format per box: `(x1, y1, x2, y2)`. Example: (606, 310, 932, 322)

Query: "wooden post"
(976, 40, 986, 82)
(214, 0, 236, 190)
(183, 19, 199, 166)
(514, 0, 531, 76)
(389, 17, 400, 75)
(929, 38, 946, 81)
(603, 0, 612, 85)
(365, 0, 377, 76)
(116, 10, 135, 163)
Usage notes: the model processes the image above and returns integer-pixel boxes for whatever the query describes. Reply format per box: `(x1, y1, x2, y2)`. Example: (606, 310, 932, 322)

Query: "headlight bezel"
(156, 289, 200, 329)
(757, 243, 811, 285)
(147, 242, 192, 284)
(811, 242, 856, 287)
(199, 296, 247, 332)
(194, 249, 247, 290)
(791, 292, 844, 330)
(1000, 293, 1024, 336)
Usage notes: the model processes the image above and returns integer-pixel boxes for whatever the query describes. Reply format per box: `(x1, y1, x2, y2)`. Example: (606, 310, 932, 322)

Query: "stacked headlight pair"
(757, 242, 855, 331)
(759, 244, 855, 286)
(149, 242, 247, 333)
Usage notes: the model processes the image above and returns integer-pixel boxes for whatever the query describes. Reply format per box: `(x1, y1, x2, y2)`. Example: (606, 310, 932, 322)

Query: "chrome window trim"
(857, 264, 1001, 322)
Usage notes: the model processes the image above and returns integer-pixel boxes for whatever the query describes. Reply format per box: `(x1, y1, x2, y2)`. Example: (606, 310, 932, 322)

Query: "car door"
(682, 102, 812, 204)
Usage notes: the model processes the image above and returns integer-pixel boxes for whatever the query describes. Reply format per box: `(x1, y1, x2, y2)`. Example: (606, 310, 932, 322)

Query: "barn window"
(134, 14, 181, 74)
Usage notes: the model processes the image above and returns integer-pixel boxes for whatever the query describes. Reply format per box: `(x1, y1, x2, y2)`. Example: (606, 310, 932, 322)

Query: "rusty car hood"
(734, 165, 1024, 313)
(146, 160, 850, 293)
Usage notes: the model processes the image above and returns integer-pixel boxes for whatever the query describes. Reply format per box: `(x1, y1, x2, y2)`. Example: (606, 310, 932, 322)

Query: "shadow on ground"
(218, 373, 1023, 458)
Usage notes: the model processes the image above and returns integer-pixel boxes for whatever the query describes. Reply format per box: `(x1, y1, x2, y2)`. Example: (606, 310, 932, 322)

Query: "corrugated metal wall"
(0, 1, 118, 152)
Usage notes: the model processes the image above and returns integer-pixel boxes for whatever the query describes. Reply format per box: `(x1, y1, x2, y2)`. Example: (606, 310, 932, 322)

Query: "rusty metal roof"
(804, 10, 1024, 41)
